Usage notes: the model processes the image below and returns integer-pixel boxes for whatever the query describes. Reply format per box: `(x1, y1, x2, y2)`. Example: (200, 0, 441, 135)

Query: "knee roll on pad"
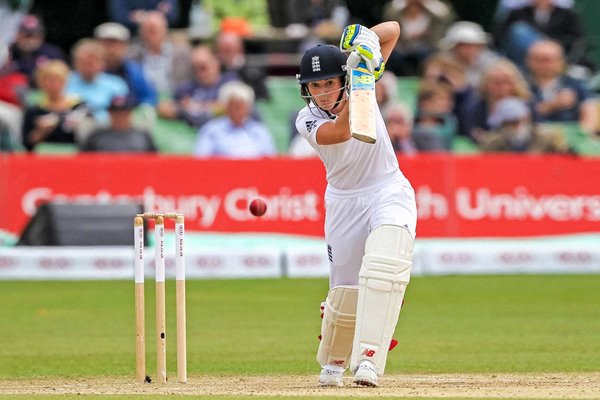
(316, 285, 358, 368)
(351, 224, 414, 375)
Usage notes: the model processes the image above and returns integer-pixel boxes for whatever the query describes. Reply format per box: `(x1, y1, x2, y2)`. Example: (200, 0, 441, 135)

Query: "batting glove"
(346, 44, 386, 81)
(340, 24, 380, 54)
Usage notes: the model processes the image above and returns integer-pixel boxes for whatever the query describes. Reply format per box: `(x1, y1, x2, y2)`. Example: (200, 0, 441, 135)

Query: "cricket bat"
(349, 63, 377, 144)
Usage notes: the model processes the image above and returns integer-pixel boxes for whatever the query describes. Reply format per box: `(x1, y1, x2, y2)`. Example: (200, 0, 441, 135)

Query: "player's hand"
(346, 45, 386, 81)
(340, 24, 380, 54)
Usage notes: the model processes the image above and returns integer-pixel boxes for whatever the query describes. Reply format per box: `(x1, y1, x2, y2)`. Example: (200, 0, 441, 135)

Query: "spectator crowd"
(1, 0, 598, 156)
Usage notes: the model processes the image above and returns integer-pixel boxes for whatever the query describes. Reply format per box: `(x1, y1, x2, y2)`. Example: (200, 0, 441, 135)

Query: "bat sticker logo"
(351, 70, 375, 90)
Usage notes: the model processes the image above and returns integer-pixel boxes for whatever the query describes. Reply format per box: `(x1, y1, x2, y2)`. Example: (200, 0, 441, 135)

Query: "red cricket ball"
(249, 198, 267, 217)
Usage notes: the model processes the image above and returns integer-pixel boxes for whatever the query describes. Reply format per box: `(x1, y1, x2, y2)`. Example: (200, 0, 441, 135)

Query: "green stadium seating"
(151, 117, 197, 154)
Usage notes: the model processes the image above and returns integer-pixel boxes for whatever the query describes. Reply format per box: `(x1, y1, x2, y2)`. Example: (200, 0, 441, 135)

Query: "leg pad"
(317, 285, 358, 368)
(351, 224, 414, 375)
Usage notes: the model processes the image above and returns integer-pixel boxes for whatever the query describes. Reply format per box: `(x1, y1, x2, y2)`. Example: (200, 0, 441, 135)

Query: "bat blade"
(349, 66, 376, 144)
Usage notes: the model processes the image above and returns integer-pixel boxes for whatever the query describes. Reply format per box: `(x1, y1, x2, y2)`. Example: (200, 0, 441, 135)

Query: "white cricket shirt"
(295, 103, 407, 192)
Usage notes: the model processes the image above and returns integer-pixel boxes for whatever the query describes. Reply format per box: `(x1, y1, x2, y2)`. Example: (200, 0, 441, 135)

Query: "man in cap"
(80, 94, 157, 152)
(9, 14, 65, 84)
(440, 21, 499, 87)
(94, 22, 157, 108)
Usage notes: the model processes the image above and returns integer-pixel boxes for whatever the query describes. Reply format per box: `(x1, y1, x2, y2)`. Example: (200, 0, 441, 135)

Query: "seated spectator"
(108, 0, 179, 34)
(157, 45, 240, 128)
(94, 22, 157, 108)
(494, 0, 588, 69)
(421, 53, 476, 136)
(464, 58, 531, 141)
(81, 94, 157, 152)
(439, 21, 500, 87)
(385, 101, 418, 155)
(384, 0, 455, 76)
(194, 81, 275, 158)
(128, 11, 192, 96)
(479, 96, 571, 153)
(0, 43, 28, 146)
(412, 81, 457, 151)
(66, 39, 129, 125)
(216, 31, 269, 100)
(22, 60, 91, 152)
(8, 14, 65, 85)
(526, 40, 598, 135)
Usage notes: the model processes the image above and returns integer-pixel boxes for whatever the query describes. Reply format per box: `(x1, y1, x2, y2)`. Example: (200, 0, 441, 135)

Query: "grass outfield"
(0, 275, 599, 398)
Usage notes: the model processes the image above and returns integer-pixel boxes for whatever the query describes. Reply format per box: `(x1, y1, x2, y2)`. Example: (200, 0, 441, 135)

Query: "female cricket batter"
(295, 22, 417, 387)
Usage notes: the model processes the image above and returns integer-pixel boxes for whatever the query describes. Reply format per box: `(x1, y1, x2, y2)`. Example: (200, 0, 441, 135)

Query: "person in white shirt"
(194, 81, 275, 158)
(295, 22, 417, 388)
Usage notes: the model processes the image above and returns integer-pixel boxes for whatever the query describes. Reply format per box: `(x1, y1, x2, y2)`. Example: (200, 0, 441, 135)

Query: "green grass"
(399, 275, 600, 373)
(1, 275, 599, 380)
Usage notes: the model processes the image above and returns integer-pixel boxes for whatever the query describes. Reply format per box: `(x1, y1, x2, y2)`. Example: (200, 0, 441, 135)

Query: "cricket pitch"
(0, 373, 598, 398)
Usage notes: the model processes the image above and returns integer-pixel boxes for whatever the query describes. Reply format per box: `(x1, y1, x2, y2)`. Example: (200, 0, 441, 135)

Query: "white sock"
(323, 364, 345, 373)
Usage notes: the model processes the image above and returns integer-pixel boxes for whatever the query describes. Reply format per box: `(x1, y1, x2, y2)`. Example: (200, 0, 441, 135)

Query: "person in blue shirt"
(526, 39, 598, 135)
(94, 22, 157, 107)
(66, 39, 129, 125)
(194, 81, 275, 158)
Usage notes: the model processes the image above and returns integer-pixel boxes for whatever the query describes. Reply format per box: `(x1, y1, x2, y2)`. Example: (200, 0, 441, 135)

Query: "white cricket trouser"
(324, 174, 417, 288)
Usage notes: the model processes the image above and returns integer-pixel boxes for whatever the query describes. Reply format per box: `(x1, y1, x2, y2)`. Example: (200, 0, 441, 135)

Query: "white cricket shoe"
(318, 366, 344, 387)
(353, 360, 378, 387)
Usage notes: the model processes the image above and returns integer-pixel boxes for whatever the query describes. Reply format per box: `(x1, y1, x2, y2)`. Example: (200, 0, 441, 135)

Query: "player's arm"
(316, 101, 351, 145)
(370, 21, 400, 64)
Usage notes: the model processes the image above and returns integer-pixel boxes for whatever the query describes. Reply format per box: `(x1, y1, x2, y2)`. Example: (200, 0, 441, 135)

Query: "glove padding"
(346, 45, 386, 82)
(340, 24, 380, 54)
(341, 24, 385, 81)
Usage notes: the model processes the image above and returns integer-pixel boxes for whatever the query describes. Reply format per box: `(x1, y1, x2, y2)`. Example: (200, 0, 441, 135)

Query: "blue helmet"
(297, 45, 348, 111)
(297, 44, 347, 84)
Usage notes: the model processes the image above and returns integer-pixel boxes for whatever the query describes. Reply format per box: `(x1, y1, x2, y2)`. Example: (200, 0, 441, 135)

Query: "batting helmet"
(297, 44, 347, 84)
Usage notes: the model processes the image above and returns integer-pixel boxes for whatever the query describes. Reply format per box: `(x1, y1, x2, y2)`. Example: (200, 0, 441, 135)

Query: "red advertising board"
(1, 154, 599, 238)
